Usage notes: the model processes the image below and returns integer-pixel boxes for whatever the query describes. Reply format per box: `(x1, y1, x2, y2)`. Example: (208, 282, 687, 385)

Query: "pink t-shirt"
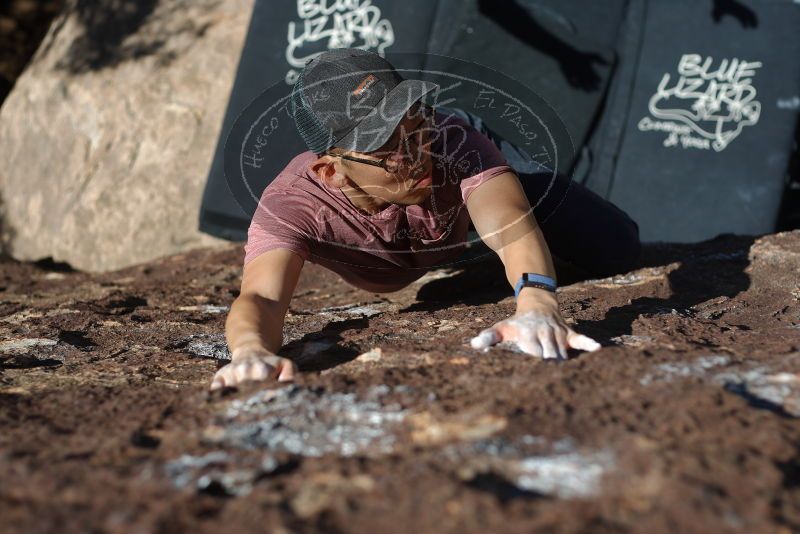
(244, 109, 515, 293)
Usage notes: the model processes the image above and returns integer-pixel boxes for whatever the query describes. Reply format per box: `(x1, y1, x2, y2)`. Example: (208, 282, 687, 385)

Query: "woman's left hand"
(470, 304, 601, 359)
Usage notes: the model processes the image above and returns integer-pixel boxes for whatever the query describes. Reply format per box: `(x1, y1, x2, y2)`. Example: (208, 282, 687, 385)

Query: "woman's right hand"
(209, 346, 297, 391)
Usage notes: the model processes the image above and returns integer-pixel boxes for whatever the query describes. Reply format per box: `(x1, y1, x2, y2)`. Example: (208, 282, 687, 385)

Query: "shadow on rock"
(402, 254, 509, 313)
(281, 317, 367, 373)
(580, 233, 757, 342)
(53, 0, 220, 73)
(402, 247, 631, 313)
(402, 233, 757, 349)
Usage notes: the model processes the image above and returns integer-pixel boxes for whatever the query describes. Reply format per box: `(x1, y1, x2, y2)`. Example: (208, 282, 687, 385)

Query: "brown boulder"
(0, 0, 253, 271)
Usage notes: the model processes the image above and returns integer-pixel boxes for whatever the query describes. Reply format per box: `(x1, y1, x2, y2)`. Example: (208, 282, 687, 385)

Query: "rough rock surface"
(1, 231, 799, 532)
(0, 0, 252, 271)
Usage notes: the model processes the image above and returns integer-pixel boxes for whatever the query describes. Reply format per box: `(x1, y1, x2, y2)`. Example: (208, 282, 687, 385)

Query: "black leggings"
(467, 171, 642, 279)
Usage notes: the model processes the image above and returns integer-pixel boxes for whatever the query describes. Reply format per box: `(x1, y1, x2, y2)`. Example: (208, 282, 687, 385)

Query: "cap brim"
(333, 79, 439, 153)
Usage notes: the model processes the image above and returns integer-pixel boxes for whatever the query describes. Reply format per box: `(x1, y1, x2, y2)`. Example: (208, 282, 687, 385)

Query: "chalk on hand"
(470, 330, 498, 350)
(572, 334, 602, 352)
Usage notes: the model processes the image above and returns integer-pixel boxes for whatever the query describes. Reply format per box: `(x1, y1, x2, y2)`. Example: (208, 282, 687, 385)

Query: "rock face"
(0, 0, 253, 271)
(1, 231, 800, 531)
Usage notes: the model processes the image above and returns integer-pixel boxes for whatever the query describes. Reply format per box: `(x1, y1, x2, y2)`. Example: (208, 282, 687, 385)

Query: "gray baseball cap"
(290, 48, 439, 155)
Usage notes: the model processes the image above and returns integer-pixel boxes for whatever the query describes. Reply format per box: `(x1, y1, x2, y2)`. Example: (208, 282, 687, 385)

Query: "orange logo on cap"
(352, 74, 377, 97)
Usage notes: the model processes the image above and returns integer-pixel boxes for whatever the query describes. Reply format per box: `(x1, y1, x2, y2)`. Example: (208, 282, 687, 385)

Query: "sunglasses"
(325, 104, 436, 174)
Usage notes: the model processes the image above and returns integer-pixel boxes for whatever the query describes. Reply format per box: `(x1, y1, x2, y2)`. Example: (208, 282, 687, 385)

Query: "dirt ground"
(1, 230, 799, 533)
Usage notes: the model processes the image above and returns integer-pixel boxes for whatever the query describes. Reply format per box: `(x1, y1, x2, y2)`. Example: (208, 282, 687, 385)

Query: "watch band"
(514, 272, 557, 299)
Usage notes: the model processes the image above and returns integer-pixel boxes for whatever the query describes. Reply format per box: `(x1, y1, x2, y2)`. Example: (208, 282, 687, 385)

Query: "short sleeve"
(243, 188, 313, 266)
(461, 165, 517, 204)
(454, 124, 515, 204)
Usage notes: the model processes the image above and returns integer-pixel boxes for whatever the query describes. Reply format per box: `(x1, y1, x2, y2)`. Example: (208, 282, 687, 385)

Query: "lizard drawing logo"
(638, 53, 762, 152)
